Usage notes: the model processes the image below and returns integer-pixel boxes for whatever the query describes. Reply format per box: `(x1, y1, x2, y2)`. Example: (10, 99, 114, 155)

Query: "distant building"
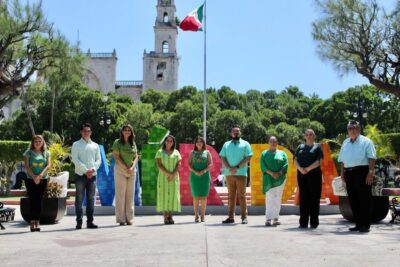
(143, 0, 179, 92)
(83, 49, 143, 101)
(1, 0, 178, 119)
(83, 0, 179, 100)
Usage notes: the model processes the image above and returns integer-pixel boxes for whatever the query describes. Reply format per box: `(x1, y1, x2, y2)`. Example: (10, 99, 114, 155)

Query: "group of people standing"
(23, 120, 376, 233)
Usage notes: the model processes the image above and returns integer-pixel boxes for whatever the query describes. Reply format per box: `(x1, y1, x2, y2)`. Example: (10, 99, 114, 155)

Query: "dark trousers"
(25, 179, 48, 221)
(297, 168, 322, 227)
(344, 166, 371, 229)
(75, 174, 96, 223)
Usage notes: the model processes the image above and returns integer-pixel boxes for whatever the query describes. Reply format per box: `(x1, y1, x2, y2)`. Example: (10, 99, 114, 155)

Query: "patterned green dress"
(190, 150, 211, 197)
(156, 149, 182, 212)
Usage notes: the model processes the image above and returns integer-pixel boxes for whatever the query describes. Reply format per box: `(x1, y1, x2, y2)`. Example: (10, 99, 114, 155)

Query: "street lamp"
(99, 95, 112, 147)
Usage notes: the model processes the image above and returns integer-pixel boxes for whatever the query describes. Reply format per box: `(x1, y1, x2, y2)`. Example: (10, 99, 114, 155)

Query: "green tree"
(165, 86, 197, 111)
(43, 49, 85, 132)
(168, 100, 202, 144)
(365, 124, 396, 160)
(242, 119, 268, 144)
(125, 103, 154, 148)
(312, 0, 400, 96)
(296, 118, 326, 138)
(217, 86, 242, 110)
(268, 122, 301, 151)
(140, 89, 169, 112)
(0, 0, 70, 108)
(208, 110, 247, 150)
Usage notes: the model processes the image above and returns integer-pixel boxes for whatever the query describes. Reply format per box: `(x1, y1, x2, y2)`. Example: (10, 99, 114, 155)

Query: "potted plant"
(20, 181, 67, 224)
(20, 133, 71, 224)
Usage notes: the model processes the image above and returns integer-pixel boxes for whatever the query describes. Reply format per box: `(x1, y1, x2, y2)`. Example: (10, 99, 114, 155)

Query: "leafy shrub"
(45, 181, 63, 198)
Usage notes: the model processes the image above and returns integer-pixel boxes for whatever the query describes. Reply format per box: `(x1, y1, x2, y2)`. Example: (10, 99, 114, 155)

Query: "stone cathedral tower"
(143, 0, 179, 92)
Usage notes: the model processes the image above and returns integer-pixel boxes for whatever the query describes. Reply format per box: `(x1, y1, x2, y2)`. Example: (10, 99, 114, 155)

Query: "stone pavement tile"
(1, 209, 399, 267)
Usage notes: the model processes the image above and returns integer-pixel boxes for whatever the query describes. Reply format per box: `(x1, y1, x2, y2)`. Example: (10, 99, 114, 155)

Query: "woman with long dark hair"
(155, 135, 181, 224)
(24, 135, 51, 232)
(189, 136, 212, 222)
(112, 124, 138, 226)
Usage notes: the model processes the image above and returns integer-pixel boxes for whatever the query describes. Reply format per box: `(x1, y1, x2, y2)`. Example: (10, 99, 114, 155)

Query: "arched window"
(157, 62, 166, 81)
(163, 12, 169, 23)
(162, 41, 169, 53)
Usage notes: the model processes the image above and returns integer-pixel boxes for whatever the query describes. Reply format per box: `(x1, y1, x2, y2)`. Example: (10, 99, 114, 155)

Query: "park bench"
(382, 188, 400, 223)
(0, 201, 15, 230)
(389, 197, 400, 223)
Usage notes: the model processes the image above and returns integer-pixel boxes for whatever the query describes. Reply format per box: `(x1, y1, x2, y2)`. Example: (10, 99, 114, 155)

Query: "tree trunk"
(21, 92, 36, 136)
(50, 86, 55, 133)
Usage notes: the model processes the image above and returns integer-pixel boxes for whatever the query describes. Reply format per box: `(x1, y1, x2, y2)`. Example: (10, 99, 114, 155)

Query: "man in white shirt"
(71, 123, 101, 229)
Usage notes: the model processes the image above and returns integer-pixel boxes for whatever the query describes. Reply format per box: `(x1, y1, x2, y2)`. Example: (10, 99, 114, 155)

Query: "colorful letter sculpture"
(96, 126, 341, 207)
(319, 143, 339, 204)
(96, 145, 114, 206)
(250, 144, 297, 205)
(140, 126, 169, 206)
(179, 144, 224, 205)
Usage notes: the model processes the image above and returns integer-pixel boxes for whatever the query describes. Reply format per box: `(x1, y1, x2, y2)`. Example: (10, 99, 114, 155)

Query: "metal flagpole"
(203, 0, 207, 142)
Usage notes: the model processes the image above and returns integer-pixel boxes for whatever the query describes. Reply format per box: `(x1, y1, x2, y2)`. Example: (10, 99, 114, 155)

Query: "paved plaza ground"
(1, 207, 399, 267)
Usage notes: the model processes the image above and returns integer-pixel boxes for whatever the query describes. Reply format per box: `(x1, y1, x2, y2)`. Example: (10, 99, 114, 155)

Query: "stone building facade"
(143, 0, 179, 92)
(83, 50, 143, 100)
(1, 0, 178, 119)
(82, 0, 179, 99)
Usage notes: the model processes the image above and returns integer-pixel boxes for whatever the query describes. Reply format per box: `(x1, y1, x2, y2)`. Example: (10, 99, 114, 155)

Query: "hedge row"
(0, 140, 30, 162)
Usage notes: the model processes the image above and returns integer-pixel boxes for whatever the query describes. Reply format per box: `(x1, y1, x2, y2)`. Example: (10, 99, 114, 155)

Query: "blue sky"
(38, 0, 395, 99)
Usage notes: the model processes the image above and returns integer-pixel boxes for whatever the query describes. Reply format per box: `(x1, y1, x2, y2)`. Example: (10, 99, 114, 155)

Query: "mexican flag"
(179, 4, 204, 32)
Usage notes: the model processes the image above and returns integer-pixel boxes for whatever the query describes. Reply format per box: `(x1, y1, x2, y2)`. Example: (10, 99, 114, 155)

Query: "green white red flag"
(179, 4, 204, 31)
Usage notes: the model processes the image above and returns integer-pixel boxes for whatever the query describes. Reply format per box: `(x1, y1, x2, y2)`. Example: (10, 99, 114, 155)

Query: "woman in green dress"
(156, 135, 182, 224)
(23, 135, 51, 232)
(189, 136, 212, 223)
(260, 136, 288, 226)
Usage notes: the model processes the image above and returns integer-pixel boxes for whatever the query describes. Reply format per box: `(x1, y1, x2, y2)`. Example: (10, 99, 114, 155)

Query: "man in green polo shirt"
(219, 125, 253, 224)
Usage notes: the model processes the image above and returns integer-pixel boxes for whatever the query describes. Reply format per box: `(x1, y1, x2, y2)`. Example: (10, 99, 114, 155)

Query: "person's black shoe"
(87, 222, 98, 229)
(298, 225, 308, 229)
(76, 222, 82, 230)
(349, 226, 360, 231)
(310, 225, 318, 229)
(222, 218, 235, 224)
(358, 227, 370, 233)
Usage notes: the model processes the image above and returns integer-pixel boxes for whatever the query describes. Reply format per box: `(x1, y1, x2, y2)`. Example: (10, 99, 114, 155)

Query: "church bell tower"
(143, 0, 179, 92)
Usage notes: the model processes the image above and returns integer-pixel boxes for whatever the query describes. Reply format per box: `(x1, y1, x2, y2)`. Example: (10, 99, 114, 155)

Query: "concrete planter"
(20, 197, 67, 224)
(339, 196, 389, 222)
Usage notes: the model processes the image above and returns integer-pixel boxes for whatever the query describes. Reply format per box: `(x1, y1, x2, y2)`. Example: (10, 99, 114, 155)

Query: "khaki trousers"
(114, 164, 136, 223)
(226, 175, 247, 219)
